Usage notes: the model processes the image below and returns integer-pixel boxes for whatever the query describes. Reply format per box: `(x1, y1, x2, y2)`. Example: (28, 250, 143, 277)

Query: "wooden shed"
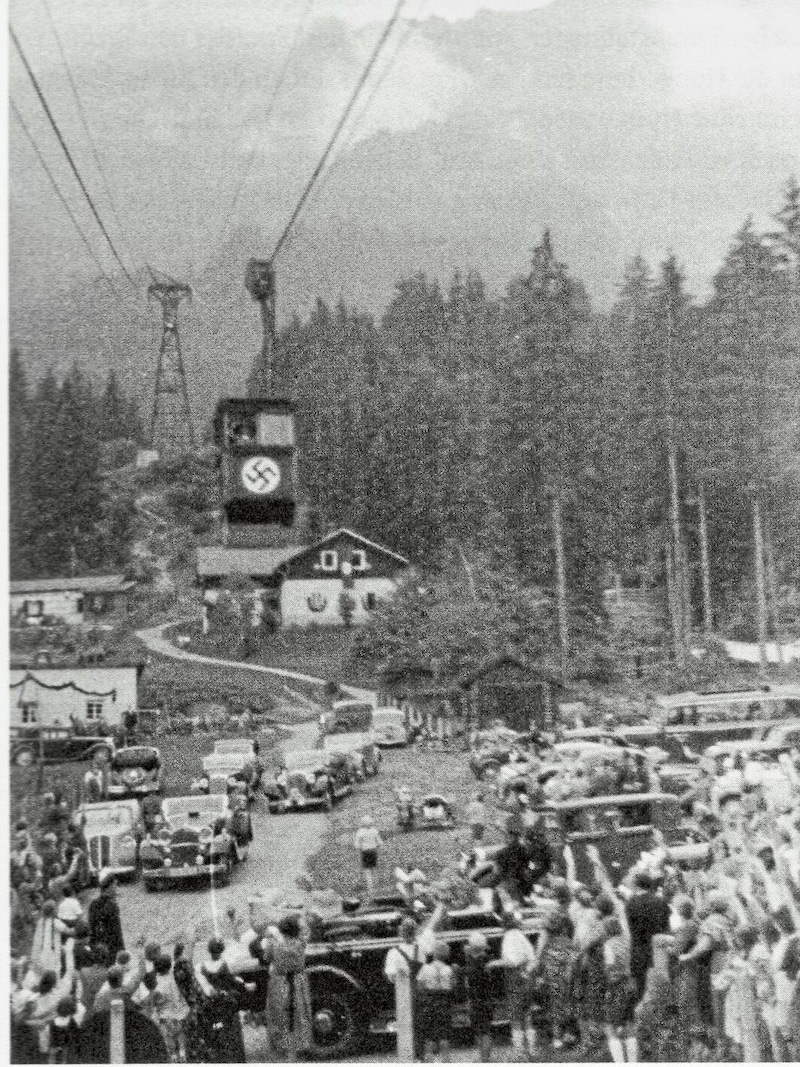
(458, 652, 564, 735)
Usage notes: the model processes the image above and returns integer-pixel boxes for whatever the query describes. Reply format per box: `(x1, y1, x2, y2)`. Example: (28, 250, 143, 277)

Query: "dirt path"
(136, 620, 375, 701)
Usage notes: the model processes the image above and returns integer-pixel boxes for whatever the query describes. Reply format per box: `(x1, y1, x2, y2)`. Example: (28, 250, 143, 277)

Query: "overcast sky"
(8, 0, 800, 400)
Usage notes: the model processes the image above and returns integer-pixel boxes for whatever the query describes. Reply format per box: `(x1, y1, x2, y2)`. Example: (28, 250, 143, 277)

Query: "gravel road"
(116, 717, 327, 950)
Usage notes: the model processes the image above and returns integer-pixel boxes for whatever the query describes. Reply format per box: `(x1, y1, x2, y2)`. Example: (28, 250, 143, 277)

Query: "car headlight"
(195, 855, 205, 865)
(163, 857, 173, 868)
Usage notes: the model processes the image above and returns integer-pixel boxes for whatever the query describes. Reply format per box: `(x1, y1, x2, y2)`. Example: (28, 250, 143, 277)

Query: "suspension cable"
(215, 0, 316, 253)
(39, 0, 138, 278)
(11, 98, 121, 299)
(10, 25, 136, 286)
(270, 0, 407, 262)
(283, 0, 427, 255)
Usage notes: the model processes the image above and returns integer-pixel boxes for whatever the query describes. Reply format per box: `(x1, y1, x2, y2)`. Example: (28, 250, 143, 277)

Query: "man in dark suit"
(625, 871, 670, 999)
(88, 875, 125, 958)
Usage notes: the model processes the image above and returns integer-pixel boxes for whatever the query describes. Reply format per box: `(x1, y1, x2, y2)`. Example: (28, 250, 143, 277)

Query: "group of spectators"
(10, 880, 320, 1064)
(395, 737, 800, 1062)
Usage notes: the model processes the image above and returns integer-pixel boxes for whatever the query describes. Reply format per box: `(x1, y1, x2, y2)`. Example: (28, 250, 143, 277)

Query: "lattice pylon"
(148, 282, 196, 454)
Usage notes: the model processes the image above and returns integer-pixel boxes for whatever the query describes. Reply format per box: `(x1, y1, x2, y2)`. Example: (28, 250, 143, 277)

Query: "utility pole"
(245, 259, 276, 397)
(751, 489, 770, 677)
(148, 282, 195, 454)
(550, 487, 570, 686)
(664, 287, 687, 668)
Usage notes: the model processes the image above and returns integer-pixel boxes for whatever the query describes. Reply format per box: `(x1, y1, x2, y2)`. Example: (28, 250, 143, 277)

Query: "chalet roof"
(196, 545, 307, 578)
(458, 651, 563, 689)
(9, 574, 133, 596)
(281, 528, 409, 572)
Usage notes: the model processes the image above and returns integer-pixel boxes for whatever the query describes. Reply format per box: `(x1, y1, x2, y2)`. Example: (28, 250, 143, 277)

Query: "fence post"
(394, 964, 415, 1062)
(109, 997, 125, 1064)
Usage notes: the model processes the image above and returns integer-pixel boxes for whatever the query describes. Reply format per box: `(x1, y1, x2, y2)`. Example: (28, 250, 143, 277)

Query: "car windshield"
(81, 806, 135, 832)
(164, 796, 227, 822)
(285, 750, 324, 770)
(373, 710, 404, 726)
(213, 740, 253, 755)
(113, 748, 158, 770)
(203, 753, 246, 773)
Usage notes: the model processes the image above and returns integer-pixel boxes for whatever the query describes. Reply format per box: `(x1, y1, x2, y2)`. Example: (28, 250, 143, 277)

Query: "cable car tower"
(148, 281, 196, 455)
(244, 259, 276, 397)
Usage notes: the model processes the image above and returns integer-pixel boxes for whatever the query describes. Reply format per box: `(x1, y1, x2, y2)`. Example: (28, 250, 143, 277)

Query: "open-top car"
(198, 752, 256, 800)
(370, 707, 410, 748)
(77, 799, 141, 882)
(322, 732, 381, 780)
(302, 900, 550, 1059)
(107, 746, 162, 799)
(212, 738, 259, 759)
(139, 793, 249, 890)
(263, 749, 353, 813)
(468, 727, 539, 781)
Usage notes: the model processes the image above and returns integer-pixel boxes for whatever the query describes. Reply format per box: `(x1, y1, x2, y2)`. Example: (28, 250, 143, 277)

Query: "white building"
(8, 665, 142, 729)
(9, 575, 134, 628)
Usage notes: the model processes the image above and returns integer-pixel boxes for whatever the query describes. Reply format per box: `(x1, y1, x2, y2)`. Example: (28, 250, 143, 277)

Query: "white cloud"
(652, 0, 800, 108)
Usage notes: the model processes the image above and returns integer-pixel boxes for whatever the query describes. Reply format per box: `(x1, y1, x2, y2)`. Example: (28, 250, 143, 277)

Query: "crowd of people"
(10, 877, 321, 1065)
(9, 720, 800, 1064)
(398, 737, 800, 1062)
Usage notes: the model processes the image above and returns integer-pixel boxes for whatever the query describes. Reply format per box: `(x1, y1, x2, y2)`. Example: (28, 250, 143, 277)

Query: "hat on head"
(465, 932, 489, 956)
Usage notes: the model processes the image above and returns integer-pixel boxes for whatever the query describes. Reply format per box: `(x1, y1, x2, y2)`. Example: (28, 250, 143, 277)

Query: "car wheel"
(13, 746, 35, 768)
(309, 980, 367, 1060)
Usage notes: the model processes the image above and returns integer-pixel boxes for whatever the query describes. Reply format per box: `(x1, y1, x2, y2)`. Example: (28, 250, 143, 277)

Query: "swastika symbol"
(241, 456, 281, 495)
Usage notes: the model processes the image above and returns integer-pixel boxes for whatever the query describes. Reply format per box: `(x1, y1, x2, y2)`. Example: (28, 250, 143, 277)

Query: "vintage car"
(704, 736, 799, 770)
(263, 749, 354, 813)
(370, 707, 410, 748)
(322, 732, 381, 780)
(140, 793, 250, 891)
(463, 792, 709, 888)
(10, 726, 115, 768)
(107, 746, 162, 799)
(328, 699, 375, 733)
(77, 799, 141, 881)
(212, 738, 259, 760)
(301, 901, 548, 1058)
(539, 791, 710, 884)
(197, 752, 257, 800)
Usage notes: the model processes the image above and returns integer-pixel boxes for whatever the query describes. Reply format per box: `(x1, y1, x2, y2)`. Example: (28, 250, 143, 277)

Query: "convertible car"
(77, 799, 141, 881)
(263, 749, 353, 813)
(107, 746, 162, 799)
(139, 793, 250, 890)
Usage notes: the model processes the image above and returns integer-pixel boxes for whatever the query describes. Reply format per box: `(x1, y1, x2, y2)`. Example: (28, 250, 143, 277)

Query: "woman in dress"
(534, 907, 576, 1050)
(31, 899, 63, 976)
(263, 914, 313, 1061)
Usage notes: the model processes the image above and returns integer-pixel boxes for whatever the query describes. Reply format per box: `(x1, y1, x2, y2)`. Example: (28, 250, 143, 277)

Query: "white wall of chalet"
(280, 577, 397, 628)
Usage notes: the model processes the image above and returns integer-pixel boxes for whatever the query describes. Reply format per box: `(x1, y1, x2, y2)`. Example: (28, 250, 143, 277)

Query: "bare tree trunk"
(764, 525, 780, 639)
(551, 490, 570, 685)
(665, 539, 683, 665)
(752, 494, 769, 676)
(697, 480, 714, 633)
(667, 448, 687, 668)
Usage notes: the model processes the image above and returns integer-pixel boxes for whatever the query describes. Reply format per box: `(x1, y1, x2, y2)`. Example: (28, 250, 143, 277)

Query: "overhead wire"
(39, 0, 139, 280)
(270, 0, 408, 262)
(10, 98, 121, 300)
(214, 0, 316, 255)
(10, 25, 136, 287)
(284, 0, 427, 255)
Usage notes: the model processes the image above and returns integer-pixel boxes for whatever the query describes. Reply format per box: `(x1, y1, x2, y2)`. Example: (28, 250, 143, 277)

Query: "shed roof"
(196, 545, 307, 578)
(9, 574, 133, 596)
(458, 651, 563, 689)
